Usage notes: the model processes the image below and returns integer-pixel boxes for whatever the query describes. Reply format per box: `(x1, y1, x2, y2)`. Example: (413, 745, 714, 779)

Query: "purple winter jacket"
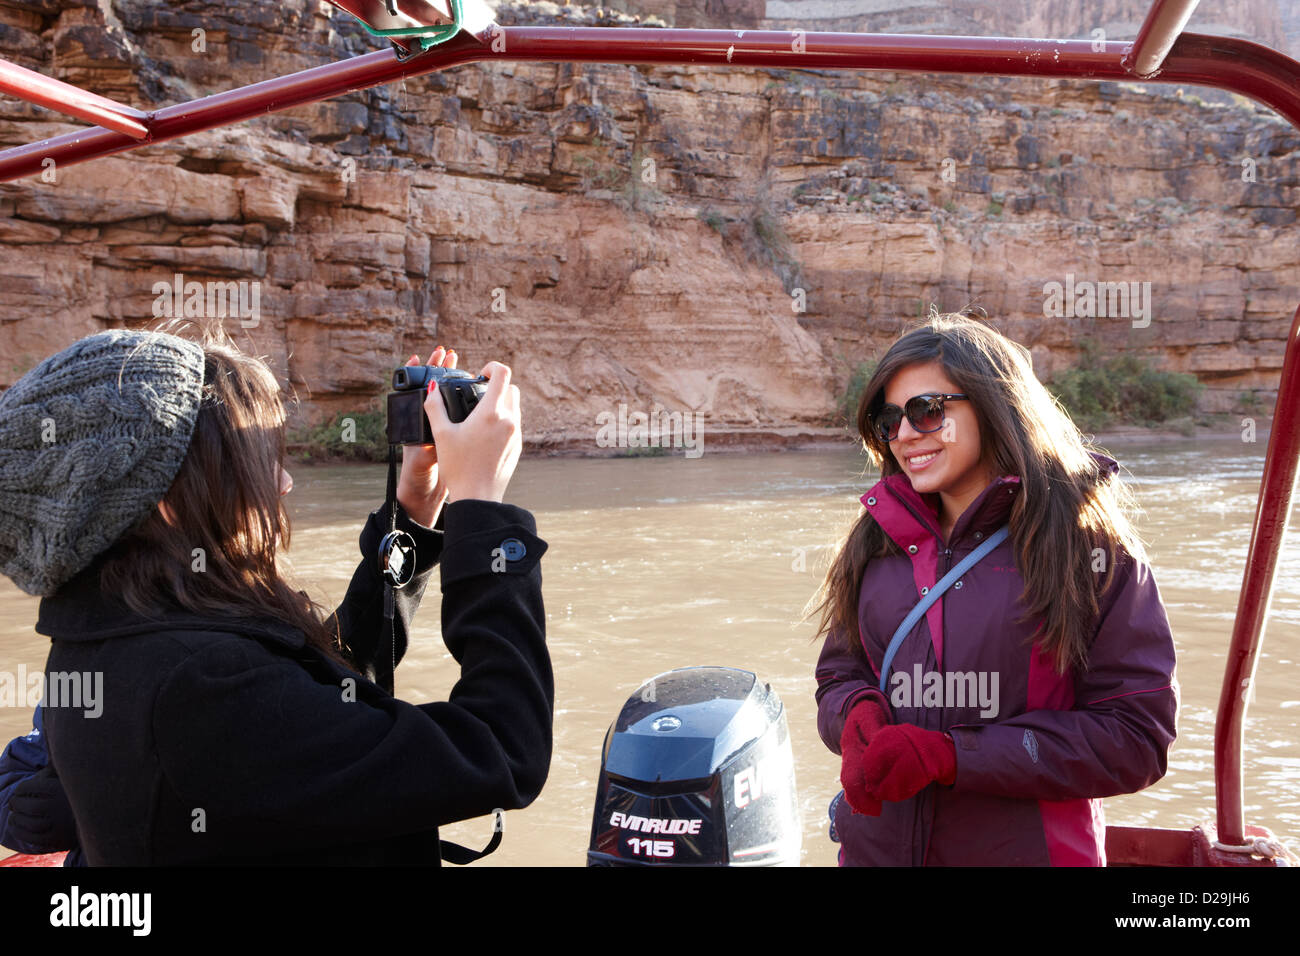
(815, 454, 1179, 866)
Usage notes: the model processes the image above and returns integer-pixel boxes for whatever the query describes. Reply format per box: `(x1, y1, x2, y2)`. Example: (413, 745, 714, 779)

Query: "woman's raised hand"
(424, 360, 522, 504)
(395, 346, 455, 527)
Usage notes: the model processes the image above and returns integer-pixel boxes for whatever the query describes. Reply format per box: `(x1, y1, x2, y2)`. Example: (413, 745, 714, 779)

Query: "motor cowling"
(587, 666, 801, 866)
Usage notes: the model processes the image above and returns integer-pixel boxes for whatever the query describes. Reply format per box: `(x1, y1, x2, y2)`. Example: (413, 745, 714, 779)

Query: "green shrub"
(745, 203, 800, 286)
(1047, 340, 1202, 430)
(839, 359, 878, 424)
(697, 207, 727, 233)
(1237, 390, 1267, 416)
(751, 206, 788, 254)
(617, 444, 668, 458)
(289, 409, 389, 463)
(620, 148, 662, 212)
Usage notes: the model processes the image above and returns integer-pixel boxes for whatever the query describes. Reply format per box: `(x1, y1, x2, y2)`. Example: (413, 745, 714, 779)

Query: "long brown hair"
(807, 309, 1147, 673)
(98, 323, 346, 665)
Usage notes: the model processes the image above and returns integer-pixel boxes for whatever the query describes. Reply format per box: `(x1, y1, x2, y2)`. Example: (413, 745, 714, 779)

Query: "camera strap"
(376, 443, 417, 694)
(438, 810, 505, 865)
(878, 524, 1010, 692)
(375, 442, 502, 864)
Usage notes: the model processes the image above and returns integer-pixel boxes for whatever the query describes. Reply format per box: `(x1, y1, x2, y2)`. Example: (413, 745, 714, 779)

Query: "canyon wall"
(627, 0, 1288, 52)
(1, 0, 1298, 453)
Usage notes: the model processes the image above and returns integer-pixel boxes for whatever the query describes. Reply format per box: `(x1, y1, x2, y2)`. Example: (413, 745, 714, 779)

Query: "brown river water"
(1, 437, 1297, 864)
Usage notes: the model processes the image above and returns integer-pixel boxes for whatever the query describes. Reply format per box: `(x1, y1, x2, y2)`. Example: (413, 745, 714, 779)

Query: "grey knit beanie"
(0, 329, 206, 596)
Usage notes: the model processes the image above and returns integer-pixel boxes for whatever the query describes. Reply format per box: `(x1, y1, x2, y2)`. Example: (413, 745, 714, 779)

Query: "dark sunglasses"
(872, 393, 968, 443)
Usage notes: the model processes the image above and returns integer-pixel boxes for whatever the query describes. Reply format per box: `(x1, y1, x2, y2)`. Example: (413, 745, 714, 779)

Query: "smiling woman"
(808, 308, 1179, 866)
(876, 371, 991, 543)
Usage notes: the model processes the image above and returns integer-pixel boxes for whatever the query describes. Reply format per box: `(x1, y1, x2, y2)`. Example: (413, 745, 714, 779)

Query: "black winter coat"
(37, 498, 552, 865)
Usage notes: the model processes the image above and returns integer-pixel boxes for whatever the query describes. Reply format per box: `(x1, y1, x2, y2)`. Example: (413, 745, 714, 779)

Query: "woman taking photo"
(810, 310, 1178, 866)
(0, 325, 552, 865)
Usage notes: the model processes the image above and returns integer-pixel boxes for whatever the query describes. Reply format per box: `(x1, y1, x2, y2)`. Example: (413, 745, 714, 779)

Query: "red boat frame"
(0, 0, 1295, 865)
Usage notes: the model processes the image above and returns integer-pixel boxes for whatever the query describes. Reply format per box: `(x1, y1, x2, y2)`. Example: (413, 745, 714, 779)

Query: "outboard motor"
(587, 666, 801, 866)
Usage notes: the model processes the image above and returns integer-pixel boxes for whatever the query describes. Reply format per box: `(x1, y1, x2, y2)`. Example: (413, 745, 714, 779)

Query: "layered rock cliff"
(1, 0, 1298, 453)
(631, 0, 1288, 52)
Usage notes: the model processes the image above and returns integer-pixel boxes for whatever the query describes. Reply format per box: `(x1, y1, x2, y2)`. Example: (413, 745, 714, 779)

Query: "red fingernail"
(427, 380, 435, 394)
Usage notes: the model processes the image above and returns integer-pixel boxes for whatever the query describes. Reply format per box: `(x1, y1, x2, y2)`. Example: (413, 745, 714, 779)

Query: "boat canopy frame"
(0, 0, 1295, 865)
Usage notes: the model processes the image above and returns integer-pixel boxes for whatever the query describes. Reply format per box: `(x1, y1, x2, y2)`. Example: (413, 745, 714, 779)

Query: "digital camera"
(386, 365, 489, 445)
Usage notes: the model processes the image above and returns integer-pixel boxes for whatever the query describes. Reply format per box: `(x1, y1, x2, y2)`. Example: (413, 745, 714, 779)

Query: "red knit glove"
(860, 723, 957, 804)
(839, 694, 892, 816)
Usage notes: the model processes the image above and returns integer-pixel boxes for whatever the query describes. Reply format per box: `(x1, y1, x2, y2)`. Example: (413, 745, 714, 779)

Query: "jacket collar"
(860, 450, 1118, 551)
(34, 558, 307, 650)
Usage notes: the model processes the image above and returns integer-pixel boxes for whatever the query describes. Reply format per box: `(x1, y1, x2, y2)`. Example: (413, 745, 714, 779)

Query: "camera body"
(386, 365, 488, 445)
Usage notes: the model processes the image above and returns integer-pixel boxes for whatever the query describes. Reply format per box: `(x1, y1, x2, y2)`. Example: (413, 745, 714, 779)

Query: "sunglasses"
(871, 393, 968, 443)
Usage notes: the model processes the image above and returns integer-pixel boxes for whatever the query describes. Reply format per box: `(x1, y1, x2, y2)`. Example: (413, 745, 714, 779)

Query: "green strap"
(360, 0, 464, 51)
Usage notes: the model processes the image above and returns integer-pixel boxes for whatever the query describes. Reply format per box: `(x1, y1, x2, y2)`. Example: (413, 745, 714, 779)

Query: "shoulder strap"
(878, 525, 1011, 692)
(439, 809, 504, 864)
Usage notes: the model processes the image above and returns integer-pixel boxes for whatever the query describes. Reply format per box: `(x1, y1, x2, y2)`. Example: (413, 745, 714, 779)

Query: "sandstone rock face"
(625, 0, 1288, 52)
(1, 0, 1298, 453)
